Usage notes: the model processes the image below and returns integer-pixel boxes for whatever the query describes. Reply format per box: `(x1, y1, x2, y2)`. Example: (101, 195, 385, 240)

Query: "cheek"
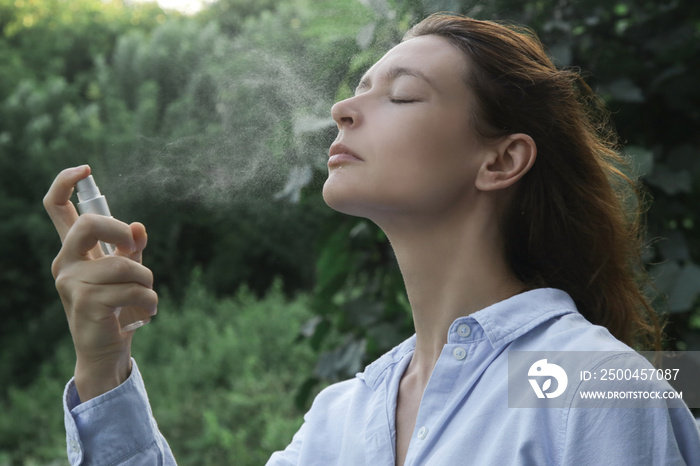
(410, 128, 482, 212)
(383, 112, 476, 188)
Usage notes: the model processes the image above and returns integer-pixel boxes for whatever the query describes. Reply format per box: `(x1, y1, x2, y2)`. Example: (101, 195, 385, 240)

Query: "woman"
(46, 13, 700, 465)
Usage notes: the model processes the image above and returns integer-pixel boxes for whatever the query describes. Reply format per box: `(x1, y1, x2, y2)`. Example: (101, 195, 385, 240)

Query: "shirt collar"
(359, 288, 577, 390)
(467, 287, 577, 347)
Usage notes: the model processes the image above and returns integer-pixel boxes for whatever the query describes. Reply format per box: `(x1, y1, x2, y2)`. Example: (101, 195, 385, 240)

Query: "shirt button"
(417, 426, 428, 439)
(457, 324, 471, 337)
(453, 347, 467, 360)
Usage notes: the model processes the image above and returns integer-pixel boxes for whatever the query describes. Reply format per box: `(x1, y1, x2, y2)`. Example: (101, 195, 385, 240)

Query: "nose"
(331, 97, 359, 129)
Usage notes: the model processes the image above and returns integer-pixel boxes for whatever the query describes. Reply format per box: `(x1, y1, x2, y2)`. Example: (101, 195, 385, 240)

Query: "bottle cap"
(76, 175, 102, 203)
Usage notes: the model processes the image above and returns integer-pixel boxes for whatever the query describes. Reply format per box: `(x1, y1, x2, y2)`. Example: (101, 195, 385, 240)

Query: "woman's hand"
(44, 165, 158, 402)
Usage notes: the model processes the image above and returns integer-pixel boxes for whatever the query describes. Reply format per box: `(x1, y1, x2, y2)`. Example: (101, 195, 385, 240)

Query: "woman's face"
(323, 34, 487, 223)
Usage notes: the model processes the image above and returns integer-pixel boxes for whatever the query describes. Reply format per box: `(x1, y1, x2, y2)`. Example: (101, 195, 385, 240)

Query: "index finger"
(43, 165, 91, 243)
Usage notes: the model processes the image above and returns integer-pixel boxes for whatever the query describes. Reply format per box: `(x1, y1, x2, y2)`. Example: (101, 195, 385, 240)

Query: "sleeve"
(560, 353, 700, 465)
(63, 359, 177, 465)
(562, 404, 700, 465)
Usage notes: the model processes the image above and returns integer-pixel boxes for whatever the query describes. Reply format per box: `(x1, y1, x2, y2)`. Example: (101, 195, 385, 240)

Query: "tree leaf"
(646, 166, 693, 196)
(599, 78, 645, 103)
(650, 260, 682, 295)
(668, 263, 700, 313)
(659, 230, 691, 262)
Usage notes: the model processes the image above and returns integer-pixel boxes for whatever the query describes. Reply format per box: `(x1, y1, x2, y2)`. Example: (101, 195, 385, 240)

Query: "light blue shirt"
(64, 288, 700, 464)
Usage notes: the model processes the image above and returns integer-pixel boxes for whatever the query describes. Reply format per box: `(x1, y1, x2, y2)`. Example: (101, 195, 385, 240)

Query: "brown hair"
(404, 13, 662, 350)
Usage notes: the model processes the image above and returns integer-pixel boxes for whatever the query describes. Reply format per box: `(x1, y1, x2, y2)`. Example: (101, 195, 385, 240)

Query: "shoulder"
(502, 303, 700, 464)
(308, 378, 364, 415)
(513, 303, 633, 352)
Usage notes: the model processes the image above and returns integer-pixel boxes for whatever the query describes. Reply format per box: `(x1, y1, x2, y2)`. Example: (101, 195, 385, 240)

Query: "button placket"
(407, 321, 476, 463)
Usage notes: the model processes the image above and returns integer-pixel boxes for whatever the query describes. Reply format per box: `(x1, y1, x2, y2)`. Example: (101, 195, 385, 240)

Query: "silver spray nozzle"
(76, 175, 102, 203)
(76, 175, 111, 217)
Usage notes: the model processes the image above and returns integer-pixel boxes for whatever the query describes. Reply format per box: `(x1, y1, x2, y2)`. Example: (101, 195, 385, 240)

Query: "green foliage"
(0, 342, 74, 464)
(0, 0, 171, 390)
(0, 0, 165, 84)
(0, 274, 316, 464)
(0, 0, 330, 389)
(136, 274, 317, 464)
(308, 218, 412, 373)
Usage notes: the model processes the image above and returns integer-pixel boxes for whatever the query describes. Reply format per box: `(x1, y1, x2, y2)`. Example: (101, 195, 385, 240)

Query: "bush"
(0, 272, 316, 465)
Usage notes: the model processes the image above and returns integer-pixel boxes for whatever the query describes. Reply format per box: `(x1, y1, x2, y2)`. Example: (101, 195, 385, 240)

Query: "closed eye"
(389, 98, 416, 104)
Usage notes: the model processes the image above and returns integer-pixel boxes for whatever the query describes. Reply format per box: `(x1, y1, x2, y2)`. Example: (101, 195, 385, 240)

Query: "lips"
(328, 143, 363, 166)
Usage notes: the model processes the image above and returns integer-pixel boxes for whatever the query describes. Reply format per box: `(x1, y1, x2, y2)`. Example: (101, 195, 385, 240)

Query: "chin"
(322, 181, 355, 215)
(322, 177, 372, 218)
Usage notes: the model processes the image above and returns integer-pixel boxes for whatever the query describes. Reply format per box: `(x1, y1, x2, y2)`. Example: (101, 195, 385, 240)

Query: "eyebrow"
(355, 66, 434, 94)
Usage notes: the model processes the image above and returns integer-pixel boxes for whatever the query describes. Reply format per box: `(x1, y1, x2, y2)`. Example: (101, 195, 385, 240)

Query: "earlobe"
(475, 133, 537, 191)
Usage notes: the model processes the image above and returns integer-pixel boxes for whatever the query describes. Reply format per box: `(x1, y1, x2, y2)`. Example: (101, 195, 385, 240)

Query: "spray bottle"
(76, 175, 150, 333)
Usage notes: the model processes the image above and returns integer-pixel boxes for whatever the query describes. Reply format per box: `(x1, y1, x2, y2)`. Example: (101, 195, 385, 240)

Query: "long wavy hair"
(404, 13, 662, 350)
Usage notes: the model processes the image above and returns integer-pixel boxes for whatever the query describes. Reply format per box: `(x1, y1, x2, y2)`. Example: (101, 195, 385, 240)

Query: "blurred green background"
(1, 0, 699, 463)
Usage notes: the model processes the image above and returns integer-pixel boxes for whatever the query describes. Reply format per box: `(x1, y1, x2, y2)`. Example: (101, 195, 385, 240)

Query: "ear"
(475, 133, 536, 191)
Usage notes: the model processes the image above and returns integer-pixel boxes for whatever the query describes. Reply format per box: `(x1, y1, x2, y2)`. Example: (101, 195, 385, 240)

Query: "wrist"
(74, 353, 132, 402)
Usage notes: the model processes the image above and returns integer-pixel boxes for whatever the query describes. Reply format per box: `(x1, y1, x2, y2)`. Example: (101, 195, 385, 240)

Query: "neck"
(377, 197, 525, 386)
